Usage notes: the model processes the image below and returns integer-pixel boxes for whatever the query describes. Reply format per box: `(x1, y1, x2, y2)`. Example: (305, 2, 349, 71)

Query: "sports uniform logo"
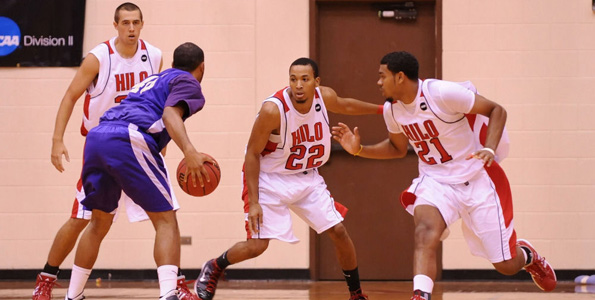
(141, 54, 147, 62)
(420, 102, 427, 111)
(0, 17, 21, 56)
(315, 103, 321, 111)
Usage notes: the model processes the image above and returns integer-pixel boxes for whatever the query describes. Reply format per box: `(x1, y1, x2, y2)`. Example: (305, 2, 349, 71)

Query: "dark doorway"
(310, 0, 442, 280)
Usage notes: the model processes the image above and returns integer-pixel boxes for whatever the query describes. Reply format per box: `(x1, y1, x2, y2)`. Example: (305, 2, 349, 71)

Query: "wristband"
(376, 105, 384, 114)
(353, 144, 363, 156)
(480, 147, 495, 156)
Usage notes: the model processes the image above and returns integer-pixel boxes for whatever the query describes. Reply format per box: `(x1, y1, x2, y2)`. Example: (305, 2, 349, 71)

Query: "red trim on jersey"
(465, 113, 477, 130)
(140, 39, 146, 50)
(261, 140, 278, 156)
(465, 114, 488, 146)
(272, 88, 290, 113)
(104, 40, 114, 54)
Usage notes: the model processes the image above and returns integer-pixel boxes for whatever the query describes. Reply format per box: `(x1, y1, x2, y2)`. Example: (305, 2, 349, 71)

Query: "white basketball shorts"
(242, 169, 344, 243)
(401, 163, 517, 263)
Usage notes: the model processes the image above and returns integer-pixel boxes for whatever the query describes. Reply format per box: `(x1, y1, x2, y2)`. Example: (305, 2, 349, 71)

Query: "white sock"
(67, 265, 91, 299)
(413, 274, 434, 294)
(157, 265, 179, 297)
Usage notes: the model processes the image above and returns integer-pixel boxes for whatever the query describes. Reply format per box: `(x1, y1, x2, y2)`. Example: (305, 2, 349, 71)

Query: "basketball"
(176, 154, 221, 197)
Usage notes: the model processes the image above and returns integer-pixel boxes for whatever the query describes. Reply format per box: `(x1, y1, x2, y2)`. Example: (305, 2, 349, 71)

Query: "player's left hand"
(331, 122, 361, 155)
(51, 140, 70, 172)
(466, 148, 495, 167)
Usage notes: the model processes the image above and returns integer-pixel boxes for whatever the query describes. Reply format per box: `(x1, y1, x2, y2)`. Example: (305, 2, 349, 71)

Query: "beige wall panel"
(2, 0, 594, 272)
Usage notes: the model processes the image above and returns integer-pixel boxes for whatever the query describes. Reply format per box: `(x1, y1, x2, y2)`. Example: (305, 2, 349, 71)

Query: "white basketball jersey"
(259, 87, 331, 174)
(383, 79, 484, 184)
(80, 37, 162, 135)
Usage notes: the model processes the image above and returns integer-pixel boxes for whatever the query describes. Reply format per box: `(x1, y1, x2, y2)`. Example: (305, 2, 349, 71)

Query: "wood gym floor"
(1, 279, 593, 299)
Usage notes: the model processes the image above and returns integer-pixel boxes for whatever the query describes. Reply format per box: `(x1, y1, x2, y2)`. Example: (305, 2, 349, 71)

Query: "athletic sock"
(157, 265, 179, 297)
(413, 274, 434, 294)
(216, 251, 231, 269)
(520, 246, 533, 265)
(67, 265, 91, 299)
(42, 262, 60, 276)
(342, 267, 361, 292)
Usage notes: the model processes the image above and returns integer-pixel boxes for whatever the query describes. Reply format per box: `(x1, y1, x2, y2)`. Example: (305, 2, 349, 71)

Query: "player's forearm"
(244, 152, 261, 205)
(163, 107, 196, 156)
(358, 139, 407, 159)
(52, 96, 77, 141)
(337, 97, 382, 115)
(484, 105, 507, 151)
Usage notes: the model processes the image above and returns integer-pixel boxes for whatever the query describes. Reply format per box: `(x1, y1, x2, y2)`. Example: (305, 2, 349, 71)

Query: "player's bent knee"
(65, 217, 90, 231)
(493, 260, 523, 276)
(326, 223, 349, 240)
(245, 239, 269, 258)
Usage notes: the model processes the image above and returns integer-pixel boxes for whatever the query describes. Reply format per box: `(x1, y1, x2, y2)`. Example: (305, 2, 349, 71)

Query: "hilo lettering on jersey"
(383, 79, 485, 184)
(259, 87, 331, 174)
(80, 37, 162, 136)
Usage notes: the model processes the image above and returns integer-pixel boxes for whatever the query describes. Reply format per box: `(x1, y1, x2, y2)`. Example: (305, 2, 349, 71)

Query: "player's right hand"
(331, 122, 361, 155)
(51, 140, 70, 172)
(183, 151, 213, 188)
(248, 203, 263, 235)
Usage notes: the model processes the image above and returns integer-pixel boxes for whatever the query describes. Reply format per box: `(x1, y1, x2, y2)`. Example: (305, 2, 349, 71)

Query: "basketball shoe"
(177, 275, 199, 300)
(517, 239, 557, 291)
(194, 259, 223, 300)
(349, 288, 368, 300)
(63, 292, 85, 300)
(32, 273, 59, 300)
(410, 289, 431, 300)
(160, 289, 180, 300)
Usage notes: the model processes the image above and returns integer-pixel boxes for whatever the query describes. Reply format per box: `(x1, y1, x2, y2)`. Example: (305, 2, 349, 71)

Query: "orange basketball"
(176, 154, 221, 197)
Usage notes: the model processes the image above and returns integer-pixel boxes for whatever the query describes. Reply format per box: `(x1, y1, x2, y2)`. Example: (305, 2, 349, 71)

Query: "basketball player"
(64, 42, 210, 300)
(331, 51, 557, 300)
(34, 3, 198, 300)
(194, 58, 380, 300)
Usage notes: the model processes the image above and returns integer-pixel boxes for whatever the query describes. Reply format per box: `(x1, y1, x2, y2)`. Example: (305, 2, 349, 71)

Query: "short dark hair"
(380, 51, 419, 80)
(173, 42, 204, 72)
(114, 2, 143, 23)
(290, 57, 319, 78)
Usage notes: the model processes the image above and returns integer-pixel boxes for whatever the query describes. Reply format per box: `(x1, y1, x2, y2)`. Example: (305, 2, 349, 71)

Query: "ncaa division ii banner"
(0, 0, 86, 67)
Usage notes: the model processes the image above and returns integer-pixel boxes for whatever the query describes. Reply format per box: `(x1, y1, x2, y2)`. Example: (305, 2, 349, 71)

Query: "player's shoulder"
(88, 38, 114, 57)
(140, 39, 162, 54)
(318, 86, 336, 98)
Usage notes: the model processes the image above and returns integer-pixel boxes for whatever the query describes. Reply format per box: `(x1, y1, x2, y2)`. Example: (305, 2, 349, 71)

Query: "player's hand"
(331, 122, 361, 155)
(248, 203, 263, 235)
(466, 148, 495, 167)
(51, 139, 70, 172)
(183, 151, 215, 188)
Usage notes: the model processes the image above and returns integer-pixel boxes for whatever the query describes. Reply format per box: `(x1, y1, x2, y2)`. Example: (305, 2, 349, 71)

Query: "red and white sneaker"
(194, 259, 223, 300)
(32, 273, 59, 300)
(177, 275, 199, 300)
(518, 239, 557, 291)
(410, 289, 430, 300)
(349, 288, 368, 300)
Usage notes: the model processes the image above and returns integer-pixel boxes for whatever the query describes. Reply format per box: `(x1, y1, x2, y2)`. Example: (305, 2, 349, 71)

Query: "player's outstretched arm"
(244, 101, 280, 235)
(332, 122, 409, 159)
(51, 54, 100, 172)
(320, 86, 381, 115)
(163, 104, 213, 188)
